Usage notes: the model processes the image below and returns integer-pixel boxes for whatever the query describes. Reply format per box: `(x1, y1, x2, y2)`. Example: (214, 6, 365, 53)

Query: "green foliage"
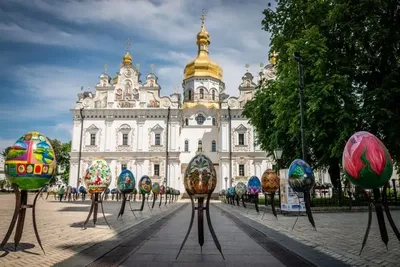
(49, 139, 71, 185)
(244, 0, 400, 188)
(1, 147, 11, 158)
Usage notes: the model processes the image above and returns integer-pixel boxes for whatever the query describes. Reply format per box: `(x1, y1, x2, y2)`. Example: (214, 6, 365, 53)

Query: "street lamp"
(294, 52, 306, 162)
(274, 148, 283, 211)
(224, 177, 228, 189)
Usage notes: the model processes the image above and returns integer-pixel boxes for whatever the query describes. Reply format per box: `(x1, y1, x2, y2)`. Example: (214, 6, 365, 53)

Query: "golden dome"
(183, 22, 223, 80)
(123, 51, 132, 66)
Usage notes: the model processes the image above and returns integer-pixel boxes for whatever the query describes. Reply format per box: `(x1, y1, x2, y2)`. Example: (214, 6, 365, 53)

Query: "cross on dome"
(245, 64, 249, 72)
(125, 38, 132, 52)
(150, 64, 155, 73)
(104, 64, 108, 73)
(200, 9, 206, 28)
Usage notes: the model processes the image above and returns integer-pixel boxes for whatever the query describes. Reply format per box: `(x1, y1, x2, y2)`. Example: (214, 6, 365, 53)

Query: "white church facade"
(68, 19, 279, 196)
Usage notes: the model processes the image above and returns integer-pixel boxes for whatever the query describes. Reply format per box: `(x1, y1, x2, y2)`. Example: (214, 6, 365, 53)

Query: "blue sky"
(0, 0, 272, 152)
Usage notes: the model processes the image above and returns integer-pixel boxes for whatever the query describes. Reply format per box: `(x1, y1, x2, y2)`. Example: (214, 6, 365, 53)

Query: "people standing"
(59, 186, 65, 202)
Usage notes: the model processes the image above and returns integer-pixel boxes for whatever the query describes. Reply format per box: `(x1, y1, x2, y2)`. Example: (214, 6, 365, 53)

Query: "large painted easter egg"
(342, 131, 393, 189)
(288, 159, 315, 192)
(152, 182, 161, 194)
(235, 182, 247, 197)
(4, 131, 56, 190)
(160, 185, 165, 195)
(117, 169, 136, 193)
(247, 176, 262, 195)
(83, 158, 111, 194)
(227, 187, 235, 197)
(139, 175, 152, 194)
(184, 154, 217, 196)
(261, 169, 279, 193)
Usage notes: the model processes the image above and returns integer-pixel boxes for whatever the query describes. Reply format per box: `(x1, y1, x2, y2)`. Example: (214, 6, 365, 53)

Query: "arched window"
(184, 140, 189, 152)
(185, 118, 189, 126)
(188, 89, 192, 101)
(211, 140, 216, 152)
(198, 140, 202, 152)
(200, 88, 204, 99)
(212, 90, 215, 100)
(212, 118, 216, 126)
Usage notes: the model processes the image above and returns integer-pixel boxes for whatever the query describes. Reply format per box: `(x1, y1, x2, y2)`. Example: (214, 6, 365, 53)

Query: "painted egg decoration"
(247, 176, 262, 195)
(152, 182, 161, 194)
(4, 131, 56, 190)
(117, 169, 136, 193)
(235, 182, 247, 197)
(79, 186, 87, 194)
(160, 185, 165, 195)
(139, 175, 152, 194)
(184, 154, 217, 195)
(166, 186, 171, 194)
(111, 188, 117, 194)
(105, 187, 110, 194)
(220, 189, 226, 196)
(83, 158, 111, 194)
(261, 169, 280, 193)
(342, 131, 393, 189)
(72, 187, 77, 194)
(227, 187, 235, 197)
(288, 159, 315, 192)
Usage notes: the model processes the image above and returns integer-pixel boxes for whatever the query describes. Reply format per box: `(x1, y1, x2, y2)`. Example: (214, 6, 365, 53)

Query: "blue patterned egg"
(288, 159, 315, 192)
(247, 176, 262, 195)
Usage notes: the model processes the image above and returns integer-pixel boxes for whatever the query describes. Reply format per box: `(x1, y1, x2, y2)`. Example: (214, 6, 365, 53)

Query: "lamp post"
(76, 107, 84, 189)
(294, 52, 306, 162)
(274, 148, 283, 211)
(224, 177, 228, 189)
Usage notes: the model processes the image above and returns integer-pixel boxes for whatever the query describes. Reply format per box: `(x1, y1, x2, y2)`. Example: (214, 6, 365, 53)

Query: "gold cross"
(104, 64, 108, 73)
(150, 64, 155, 73)
(245, 64, 249, 72)
(200, 9, 206, 27)
(125, 38, 132, 52)
(136, 63, 140, 71)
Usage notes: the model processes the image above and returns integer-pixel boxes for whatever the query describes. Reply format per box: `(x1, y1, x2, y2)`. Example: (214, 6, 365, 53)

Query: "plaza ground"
(0, 194, 398, 266)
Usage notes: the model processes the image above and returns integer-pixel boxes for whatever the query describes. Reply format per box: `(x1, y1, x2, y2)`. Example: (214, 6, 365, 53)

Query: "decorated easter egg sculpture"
(235, 182, 247, 207)
(247, 176, 262, 195)
(288, 159, 315, 192)
(178, 154, 223, 260)
(152, 182, 161, 194)
(83, 158, 111, 194)
(261, 169, 280, 217)
(288, 159, 316, 228)
(139, 175, 152, 194)
(342, 131, 397, 253)
(117, 169, 136, 193)
(4, 131, 56, 190)
(184, 154, 217, 196)
(160, 185, 165, 195)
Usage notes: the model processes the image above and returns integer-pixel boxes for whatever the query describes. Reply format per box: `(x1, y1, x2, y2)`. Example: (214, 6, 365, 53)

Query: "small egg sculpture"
(184, 154, 217, 196)
(160, 185, 165, 195)
(235, 182, 247, 197)
(261, 169, 279, 193)
(83, 158, 111, 194)
(4, 131, 56, 190)
(247, 176, 262, 195)
(152, 182, 161, 194)
(105, 187, 110, 194)
(79, 186, 87, 194)
(166, 186, 171, 195)
(288, 159, 315, 192)
(117, 169, 136, 193)
(139, 175, 152, 194)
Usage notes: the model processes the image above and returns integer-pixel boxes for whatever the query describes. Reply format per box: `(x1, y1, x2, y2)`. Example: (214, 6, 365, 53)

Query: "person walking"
(59, 186, 65, 202)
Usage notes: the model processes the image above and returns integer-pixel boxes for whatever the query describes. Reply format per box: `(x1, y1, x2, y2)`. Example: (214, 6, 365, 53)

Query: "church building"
(68, 15, 278, 196)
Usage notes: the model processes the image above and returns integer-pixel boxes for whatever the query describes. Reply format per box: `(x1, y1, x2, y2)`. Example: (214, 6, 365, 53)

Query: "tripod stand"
(82, 192, 111, 229)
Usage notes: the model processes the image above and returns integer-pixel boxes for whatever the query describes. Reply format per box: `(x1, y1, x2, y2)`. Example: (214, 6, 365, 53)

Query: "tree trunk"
(328, 160, 342, 206)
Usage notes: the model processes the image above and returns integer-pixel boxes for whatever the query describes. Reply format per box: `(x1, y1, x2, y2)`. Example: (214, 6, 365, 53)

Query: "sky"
(0, 0, 273, 152)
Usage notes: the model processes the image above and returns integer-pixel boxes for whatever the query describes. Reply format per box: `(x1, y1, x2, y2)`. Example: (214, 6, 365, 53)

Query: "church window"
(154, 164, 160, 176)
(196, 114, 205, 125)
(198, 140, 202, 152)
(122, 134, 128, 145)
(188, 90, 192, 101)
(211, 140, 216, 152)
(184, 140, 189, 152)
(238, 133, 245, 145)
(90, 134, 96, 146)
(200, 89, 204, 99)
(121, 164, 127, 171)
(155, 133, 161, 145)
(185, 118, 189, 126)
(212, 118, 216, 126)
(239, 165, 245, 176)
(212, 90, 215, 100)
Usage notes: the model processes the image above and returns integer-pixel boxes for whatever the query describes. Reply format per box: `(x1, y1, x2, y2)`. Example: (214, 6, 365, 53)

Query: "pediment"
(235, 124, 247, 133)
(151, 124, 164, 132)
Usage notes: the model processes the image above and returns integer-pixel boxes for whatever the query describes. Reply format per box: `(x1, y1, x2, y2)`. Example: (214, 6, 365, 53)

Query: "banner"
(279, 169, 306, 212)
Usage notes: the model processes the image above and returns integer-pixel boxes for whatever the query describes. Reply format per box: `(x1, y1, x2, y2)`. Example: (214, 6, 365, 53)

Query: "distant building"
(0, 155, 5, 181)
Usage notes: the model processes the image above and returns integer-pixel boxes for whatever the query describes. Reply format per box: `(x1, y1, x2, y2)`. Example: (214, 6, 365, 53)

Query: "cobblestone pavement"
(217, 202, 400, 267)
(0, 193, 181, 267)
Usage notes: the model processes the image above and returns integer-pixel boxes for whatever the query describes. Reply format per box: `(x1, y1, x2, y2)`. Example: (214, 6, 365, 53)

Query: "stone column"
(105, 116, 113, 152)
(137, 121, 144, 151)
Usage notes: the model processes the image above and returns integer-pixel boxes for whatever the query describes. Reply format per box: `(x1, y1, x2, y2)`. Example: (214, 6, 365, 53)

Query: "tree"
(49, 139, 71, 185)
(1, 147, 11, 158)
(244, 0, 361, 196)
